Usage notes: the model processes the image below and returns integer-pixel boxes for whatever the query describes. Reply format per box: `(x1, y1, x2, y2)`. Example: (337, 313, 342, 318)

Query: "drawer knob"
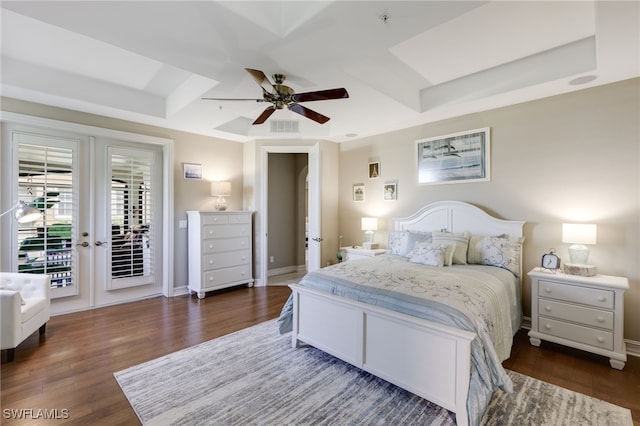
(209, 244, 214, 249)
(596, 315, 605, 323)
(597, 336, 605, 343)
(209, 277, 214, 281)
(544, 305, 552, 312)
(598, 296, 607, 302)
(209, 260, 214, 265)
(544, 324, 552, 330)
(241, 271, 246, 276)
(544, 287, 552, 293)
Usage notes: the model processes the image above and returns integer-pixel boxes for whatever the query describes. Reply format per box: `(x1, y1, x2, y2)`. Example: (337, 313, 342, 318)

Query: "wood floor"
(2, 284, 638, 425)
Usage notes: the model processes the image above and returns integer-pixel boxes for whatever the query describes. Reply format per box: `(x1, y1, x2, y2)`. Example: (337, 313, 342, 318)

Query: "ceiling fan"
(202, 68, 349, 125)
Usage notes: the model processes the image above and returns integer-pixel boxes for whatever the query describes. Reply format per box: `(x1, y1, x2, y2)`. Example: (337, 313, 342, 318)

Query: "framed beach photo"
(183, 163, 203, 180)
(353, 184, 365, 202)
(383, 182, 397, 201)
(416, 128, 490, 185)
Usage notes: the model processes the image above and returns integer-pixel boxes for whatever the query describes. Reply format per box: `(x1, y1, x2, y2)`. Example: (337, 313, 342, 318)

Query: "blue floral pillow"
(467, 235, 523, 277)
(407, 242, 448, 267)
(387, 231, 432, 258)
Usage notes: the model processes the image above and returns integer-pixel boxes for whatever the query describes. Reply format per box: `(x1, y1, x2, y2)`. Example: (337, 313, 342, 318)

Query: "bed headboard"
(394, 200, 524, 240)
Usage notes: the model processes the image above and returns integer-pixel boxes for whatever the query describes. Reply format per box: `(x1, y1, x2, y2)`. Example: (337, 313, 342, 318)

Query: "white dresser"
(187, 211, 254, 299)
(528, 267, 628, 369)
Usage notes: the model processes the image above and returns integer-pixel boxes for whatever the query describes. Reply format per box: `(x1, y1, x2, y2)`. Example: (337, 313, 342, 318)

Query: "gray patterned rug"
(114, 320, 632, 426)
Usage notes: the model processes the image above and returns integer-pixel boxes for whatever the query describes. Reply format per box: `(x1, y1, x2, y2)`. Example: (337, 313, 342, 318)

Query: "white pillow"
(432, 231, 470, 265)
(407, 242, 447, 267)
(387, 231, 432, 257)
(467, 235, 523, 277)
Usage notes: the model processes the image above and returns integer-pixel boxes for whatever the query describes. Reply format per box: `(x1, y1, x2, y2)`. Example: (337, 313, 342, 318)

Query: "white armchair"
(1, 272, 51, 362)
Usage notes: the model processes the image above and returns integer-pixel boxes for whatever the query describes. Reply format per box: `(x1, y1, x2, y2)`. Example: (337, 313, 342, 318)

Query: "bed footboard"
(290, 283, 475, 426)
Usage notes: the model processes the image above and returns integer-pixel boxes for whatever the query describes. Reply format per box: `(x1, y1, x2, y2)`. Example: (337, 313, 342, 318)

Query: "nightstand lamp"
(562, 223, 597, 276)
(361, 217, 378, 249)
(211, 181, 231, 211)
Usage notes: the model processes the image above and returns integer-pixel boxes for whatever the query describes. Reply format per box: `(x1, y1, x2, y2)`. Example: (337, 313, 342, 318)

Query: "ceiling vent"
(270, 120, 300, 133)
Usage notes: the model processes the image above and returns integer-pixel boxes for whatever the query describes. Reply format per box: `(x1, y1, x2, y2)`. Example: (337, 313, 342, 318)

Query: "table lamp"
(562, 223, 597, 276)
(361, 217, 378, 249)
(211, 181, 231, 211)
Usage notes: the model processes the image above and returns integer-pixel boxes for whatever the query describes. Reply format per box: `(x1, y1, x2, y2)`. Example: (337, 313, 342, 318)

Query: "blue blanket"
(277, 256, 521, 426)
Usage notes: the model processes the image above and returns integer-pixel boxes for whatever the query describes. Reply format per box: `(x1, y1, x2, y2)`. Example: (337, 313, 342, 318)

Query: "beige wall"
(338, 78, 640, 343)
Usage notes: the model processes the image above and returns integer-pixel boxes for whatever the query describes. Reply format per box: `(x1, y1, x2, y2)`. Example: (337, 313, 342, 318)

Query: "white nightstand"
(341, 246, 387, 262)
(528, 267, 628, 369)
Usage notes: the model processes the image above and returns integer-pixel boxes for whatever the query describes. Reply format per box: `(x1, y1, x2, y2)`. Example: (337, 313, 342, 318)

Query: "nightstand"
(528, 267, 628, 369)
(341, 246, 387, 262)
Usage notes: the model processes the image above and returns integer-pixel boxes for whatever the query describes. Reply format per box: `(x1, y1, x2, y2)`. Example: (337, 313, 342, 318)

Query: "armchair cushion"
(0, 272, 51, 359)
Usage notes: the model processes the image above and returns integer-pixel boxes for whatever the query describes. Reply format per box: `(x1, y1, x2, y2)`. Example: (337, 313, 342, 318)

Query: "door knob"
(76, 241, 89, 247)
(95, 240, 109, 246)
(312, 237, 323, 242)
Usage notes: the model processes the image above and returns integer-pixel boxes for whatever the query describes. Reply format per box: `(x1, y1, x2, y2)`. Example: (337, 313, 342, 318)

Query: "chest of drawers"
(528, 268, 628, 369)
(187, 211, 254, 298)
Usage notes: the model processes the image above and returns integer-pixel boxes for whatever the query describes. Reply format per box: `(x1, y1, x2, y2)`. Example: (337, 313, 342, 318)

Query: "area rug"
(114, 320, 632, 426)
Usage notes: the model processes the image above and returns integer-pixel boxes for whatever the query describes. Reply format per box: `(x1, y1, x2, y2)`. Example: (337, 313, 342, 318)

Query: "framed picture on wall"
(368, 161, 380, 179)
(416, 127, 490, 184)
(383, 182, 397, 201)
(183, 163, 203, 180)
(353, 184, 365, 202)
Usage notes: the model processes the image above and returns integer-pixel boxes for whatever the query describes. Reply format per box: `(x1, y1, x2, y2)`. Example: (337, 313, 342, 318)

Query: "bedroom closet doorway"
(261, 144, 320, 286)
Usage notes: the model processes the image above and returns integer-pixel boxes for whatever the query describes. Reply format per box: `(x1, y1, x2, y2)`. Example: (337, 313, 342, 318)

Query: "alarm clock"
(541, 249, 561, 272)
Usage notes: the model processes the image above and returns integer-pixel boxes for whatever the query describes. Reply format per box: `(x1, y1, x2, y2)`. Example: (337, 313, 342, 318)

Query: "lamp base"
(363, 242, 379, 250)
(563, 264, 598, 276)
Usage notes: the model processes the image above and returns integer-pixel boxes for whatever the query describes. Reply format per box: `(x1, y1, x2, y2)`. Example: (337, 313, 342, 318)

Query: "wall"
(338, 78, 640, 343)
(0, 97, 244, 293)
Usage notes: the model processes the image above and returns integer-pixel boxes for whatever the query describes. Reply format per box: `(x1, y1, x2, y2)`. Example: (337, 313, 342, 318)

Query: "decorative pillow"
(407, 242, 447, 267)
(387, 231, 432, 258)
(432, 231, 470, 265)
(467, 235, 524, 277)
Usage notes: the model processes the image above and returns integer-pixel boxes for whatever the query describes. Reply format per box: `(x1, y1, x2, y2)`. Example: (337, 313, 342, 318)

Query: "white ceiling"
(1, 1, 638, 143)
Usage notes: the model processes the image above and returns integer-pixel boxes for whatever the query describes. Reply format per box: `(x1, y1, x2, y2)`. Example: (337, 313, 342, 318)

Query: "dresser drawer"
(538, 317, 613, 351)
(203, 266, 252, 287)
(203, 250, 250, 270)
(202, 237, 250, 254)
(203, 224, 250, 239)
(202, 214, 229, 225)
(538, 280, 614, 309)
(538, 299, 613, 330)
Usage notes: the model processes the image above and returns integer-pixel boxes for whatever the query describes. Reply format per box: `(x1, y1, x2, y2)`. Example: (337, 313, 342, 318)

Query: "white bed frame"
(289, 201, 525, 426)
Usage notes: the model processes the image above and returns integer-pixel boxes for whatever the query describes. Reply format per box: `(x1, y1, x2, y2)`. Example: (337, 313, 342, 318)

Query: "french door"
(6, 128, 164, 313)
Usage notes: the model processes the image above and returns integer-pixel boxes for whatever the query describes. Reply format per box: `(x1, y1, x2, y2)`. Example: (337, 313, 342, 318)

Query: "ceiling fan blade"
(202, 97, 264, 102)
(252, 106, 276, 125)
(292, 88, 349, 103)
(245, 68, 276, 95)
(289, 104, 330, 124)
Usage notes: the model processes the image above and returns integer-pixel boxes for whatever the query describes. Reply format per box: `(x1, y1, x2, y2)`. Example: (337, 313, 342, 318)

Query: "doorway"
(260, 144, 321, 286)
(1, 116, 172, 314)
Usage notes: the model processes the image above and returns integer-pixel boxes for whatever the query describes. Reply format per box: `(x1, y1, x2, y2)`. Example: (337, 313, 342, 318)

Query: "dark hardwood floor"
(2, 285, 638, 425)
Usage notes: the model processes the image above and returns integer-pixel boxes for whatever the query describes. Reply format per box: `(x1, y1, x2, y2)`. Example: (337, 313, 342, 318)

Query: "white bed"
(285, 201, 525, 426)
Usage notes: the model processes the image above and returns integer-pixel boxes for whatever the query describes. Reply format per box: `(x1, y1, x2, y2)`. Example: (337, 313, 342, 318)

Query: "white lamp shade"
(562, 223, 597, 245)
(210, 181, 231, 196)
(361, 217, 378, 231)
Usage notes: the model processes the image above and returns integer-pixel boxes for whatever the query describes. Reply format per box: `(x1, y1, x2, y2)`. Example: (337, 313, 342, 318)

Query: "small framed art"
(353, 184, 365, 202)
(368, 162, 380, 179)
(183, 163, 203, 180)
(383, 182, 397, 201)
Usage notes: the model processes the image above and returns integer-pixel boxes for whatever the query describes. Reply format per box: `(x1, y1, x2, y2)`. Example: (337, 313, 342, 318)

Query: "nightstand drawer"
(538, 317, 613, 351)
(538, 299, 613, 330)
(538, 280, 614, 309)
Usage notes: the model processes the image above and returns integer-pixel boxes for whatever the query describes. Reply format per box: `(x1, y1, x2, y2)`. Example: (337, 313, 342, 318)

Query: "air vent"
(270, 120, 299, 133)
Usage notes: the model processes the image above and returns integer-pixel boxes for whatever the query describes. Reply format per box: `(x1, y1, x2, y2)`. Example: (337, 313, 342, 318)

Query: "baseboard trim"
(267, 265, 298, 277)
